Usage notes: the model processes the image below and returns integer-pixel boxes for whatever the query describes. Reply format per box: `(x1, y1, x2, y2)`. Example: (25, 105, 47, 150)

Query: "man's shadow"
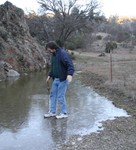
(49, 118, 68, 144)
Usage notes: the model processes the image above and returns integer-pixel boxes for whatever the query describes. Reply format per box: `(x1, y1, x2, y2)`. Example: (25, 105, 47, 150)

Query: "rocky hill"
(0, 1, 47, 79)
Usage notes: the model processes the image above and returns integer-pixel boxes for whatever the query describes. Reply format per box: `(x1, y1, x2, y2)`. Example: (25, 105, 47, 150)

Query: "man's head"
(46, 41, 59, 53)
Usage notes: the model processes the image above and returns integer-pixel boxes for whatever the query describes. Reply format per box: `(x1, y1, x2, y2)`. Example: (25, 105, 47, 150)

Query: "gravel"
(57, 71, 136, 150)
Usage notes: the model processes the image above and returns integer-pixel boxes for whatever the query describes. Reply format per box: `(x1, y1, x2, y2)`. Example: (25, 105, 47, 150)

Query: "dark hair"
(46, 41, 60, 50)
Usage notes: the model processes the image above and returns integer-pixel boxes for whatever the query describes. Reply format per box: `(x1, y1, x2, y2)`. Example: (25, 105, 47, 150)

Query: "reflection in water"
(0, 72, 129, 150)
(0, 77, 30, 134)
(48, 118, 67, 144)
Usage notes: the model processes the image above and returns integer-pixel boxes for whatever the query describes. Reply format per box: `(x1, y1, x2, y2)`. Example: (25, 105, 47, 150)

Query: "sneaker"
(44, 112, 56, 118)
(56, 113, 68, 119)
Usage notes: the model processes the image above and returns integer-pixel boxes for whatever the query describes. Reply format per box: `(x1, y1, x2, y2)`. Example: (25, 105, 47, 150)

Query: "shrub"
(66, 34, 85, 50)
(105, 42, 117, 53)
(70, 51, 76, 60)
(96, 35, 102, 40)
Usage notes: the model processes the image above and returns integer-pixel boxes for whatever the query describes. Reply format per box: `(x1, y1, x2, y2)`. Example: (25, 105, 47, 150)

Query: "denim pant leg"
(49, 79, 58, 113)
(57, 80, 68, 114)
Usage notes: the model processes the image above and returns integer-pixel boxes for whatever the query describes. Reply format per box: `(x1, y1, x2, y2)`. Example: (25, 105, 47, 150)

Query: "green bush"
(66, 34, 85, 50)
(66, 42, 76, 50)
(97, 35, 102, 40)
(105, 42, 117, 53)
(70, 51, 76, 60)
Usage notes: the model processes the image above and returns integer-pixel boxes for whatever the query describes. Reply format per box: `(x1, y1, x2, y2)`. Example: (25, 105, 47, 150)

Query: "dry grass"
(59, 49, 136, 150)
(74, 49, 136, 102)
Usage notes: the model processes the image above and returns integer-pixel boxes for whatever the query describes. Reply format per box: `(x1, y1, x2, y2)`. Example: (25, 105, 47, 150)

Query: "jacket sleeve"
(61, 51, 74, 76)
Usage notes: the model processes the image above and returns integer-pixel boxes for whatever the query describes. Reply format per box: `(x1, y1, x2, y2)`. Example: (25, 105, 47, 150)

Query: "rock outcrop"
(0, 1, 47, 79)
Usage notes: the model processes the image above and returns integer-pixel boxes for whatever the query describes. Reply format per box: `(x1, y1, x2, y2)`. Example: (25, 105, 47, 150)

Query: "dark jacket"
(49, 48, 74, 81)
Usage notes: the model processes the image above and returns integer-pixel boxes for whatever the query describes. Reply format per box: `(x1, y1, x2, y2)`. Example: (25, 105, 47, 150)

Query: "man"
(44, 41, 74, 119)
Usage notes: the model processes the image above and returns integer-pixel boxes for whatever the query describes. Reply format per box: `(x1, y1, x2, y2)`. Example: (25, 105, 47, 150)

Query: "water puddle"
(0, 73, 129, 150)
(67, 82, 129, 136)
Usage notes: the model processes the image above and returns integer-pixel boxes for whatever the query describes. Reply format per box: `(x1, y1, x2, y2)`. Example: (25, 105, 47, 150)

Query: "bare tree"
(37, 0, 102, 46)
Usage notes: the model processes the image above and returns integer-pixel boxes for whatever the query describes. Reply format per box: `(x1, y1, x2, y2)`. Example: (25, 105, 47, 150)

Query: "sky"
(0, 0, 136, 18)
(101, 0, 136, 17)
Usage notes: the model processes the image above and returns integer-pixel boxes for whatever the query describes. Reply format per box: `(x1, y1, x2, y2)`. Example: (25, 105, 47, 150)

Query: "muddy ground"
(58, 51, 136, 150)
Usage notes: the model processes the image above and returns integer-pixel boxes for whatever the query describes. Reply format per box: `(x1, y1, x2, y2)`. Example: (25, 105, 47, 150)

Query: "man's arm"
(63, 51, 74, 82)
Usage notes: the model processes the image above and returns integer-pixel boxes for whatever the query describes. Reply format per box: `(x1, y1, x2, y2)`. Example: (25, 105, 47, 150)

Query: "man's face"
(47, 48, 56, 54)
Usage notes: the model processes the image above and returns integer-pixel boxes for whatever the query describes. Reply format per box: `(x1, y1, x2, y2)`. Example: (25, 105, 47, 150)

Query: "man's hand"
(67, 75, 72, 83)
(46, 76, 50, 91)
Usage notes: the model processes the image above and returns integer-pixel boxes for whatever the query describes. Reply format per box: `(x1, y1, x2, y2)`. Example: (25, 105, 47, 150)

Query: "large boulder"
(7, 69, 20, 77)
(0, 1, 47, 80)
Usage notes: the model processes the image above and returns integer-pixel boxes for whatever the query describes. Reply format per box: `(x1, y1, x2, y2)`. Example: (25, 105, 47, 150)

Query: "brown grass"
(74, 49, 136, 102)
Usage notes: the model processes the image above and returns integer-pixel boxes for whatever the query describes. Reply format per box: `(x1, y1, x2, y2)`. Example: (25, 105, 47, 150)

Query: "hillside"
(0, 2, 47, 79)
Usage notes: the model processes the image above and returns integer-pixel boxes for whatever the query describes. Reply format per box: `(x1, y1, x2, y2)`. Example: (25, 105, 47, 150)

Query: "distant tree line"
(99, 16, 136, 44)
(26, 0, 105, 48)
(25, 0, 136, 50)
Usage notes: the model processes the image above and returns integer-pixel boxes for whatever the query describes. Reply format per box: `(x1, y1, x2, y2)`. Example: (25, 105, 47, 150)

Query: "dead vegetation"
(74, 49, 136, 116)
(59, 49, 136, 150)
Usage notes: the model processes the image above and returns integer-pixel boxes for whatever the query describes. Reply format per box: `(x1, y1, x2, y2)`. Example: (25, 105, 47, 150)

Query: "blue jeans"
(49, 78, 68, 114)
